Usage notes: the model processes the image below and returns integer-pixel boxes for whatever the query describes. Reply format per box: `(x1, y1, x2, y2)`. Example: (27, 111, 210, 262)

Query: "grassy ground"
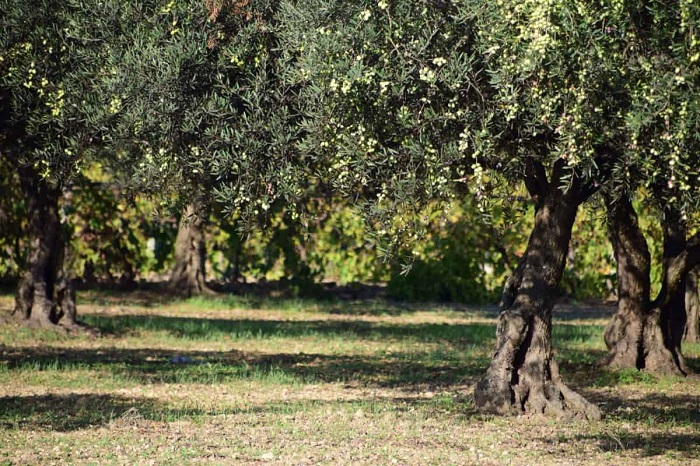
(0, 291, 699, 465)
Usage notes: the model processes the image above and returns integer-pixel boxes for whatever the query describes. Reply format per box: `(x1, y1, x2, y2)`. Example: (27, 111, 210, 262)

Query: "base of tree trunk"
(603, 310, 643, 369)
(604, 195, 691, 376)
(11, 312, 100, 337)
(475, 310, 601, 420)
(474, 363, 600, 420)
(59, 320, 101, 337)
(168, 279, 217, 298)
(604, 307, 687, 376)
(11, 165, 101, 336)
(602, 312, 689, 376)
(13, 274, 99, 337)
(602, 317, 689, 376)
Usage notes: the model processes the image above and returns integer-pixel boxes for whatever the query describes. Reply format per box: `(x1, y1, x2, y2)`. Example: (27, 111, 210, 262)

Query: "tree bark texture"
(474, 164, 600, 420)
(169, 204, 213, 296)
(12, 165, 80, 331)
(604, 199, 698, 375)
(685, 267, 700, 343)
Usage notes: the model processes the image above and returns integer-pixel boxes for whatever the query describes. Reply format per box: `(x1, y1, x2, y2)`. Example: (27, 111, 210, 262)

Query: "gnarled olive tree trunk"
(604, 198, 699, 375)
(474, 161, 600, 420)
(685, 267, 700, 343)
(12, 165, 81, 332)
(169, 204, 213, 296)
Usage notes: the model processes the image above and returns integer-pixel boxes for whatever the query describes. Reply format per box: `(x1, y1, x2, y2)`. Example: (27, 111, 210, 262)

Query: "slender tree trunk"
(603, 196, 651, 369)
(658, 213, 689, 373)
(474, 169, 600, 419)
(169, 204, 213, 296)
(12, 165, 82, 332)
(604, 199, 690, 375)
(684, 267, 700, 343)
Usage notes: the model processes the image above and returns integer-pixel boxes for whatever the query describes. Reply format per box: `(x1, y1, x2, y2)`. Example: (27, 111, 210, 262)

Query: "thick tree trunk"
(12, 166, 83, 333)
(474, 169, 600, 420)
(684, 267, 700, 343)
(169, 204, 213, 296)
(604, 199, 689, 375)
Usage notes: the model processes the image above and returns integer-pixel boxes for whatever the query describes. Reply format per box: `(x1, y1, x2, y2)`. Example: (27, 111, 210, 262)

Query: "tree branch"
(523, 159, 548, 205)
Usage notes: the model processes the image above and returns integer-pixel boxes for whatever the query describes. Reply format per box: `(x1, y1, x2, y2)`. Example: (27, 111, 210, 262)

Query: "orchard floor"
(0, 291, 699, 465)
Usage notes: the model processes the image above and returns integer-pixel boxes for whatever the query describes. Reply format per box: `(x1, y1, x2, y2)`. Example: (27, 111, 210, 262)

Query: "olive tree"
(0, 0, 116, 331)
(273, 0, 661, 418)
(603, 0, 700, 374)
(101, 0, 305, 296)
(100, 0, 226, 296)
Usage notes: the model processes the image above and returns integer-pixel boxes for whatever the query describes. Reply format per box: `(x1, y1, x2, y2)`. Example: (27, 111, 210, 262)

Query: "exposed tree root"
(13, 312, 100, 337)
(475, 360, 601, 420)
(475, 309, 601, 420)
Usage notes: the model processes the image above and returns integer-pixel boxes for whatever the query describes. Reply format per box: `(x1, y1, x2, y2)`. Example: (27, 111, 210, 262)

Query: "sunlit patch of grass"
(179, 294, 317, 313)
(78, 313, 498, 354)
(592, 368, 659, 387)
(77, 289, 338, 314)
(0, 324, 69, 343)
(0, 358, 311, 390)
(0, 363, 137, 391)
(554, 323, 605, 347)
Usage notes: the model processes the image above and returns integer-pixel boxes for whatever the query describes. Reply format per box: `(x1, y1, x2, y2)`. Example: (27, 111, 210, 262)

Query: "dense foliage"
(622, 0, 700, 215)
(100, 0, 307, 225)
(0, 0, 117, 182)
(3, 0, 694, 301)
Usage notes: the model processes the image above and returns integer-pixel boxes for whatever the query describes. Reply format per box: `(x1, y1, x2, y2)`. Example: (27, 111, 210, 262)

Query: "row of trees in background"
(2, 0, 699, 418)
(0, 169, 617, 299)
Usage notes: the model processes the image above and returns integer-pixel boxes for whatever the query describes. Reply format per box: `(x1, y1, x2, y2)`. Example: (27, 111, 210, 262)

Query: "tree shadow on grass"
(75, 283, 400, 313)
(81, 313, 607, 348)
(552, 303, 615, 321)
(0, 391, 478, 433)
(0, 345, 489, 389)
(576, 430, 699, 458)
(540, 430, 700, 459)
(0, 312, 496, 391)
(687, 356, 700, 373)
(1, 312, 619, 391)
(599, 392, 700, 426)
(75, 284, 616, 319)
(531, 390, 700, 458)
(82, 313, 499, 345)
(0, 393, 163, 431)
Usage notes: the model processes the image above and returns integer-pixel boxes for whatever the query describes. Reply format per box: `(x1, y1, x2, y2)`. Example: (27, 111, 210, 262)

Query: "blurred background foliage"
(2, 158, 646, 304)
